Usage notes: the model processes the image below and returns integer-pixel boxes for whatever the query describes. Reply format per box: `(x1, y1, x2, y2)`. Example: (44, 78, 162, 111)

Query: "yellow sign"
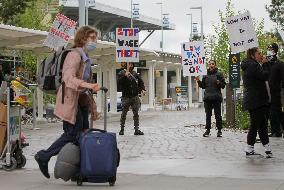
(231, 56, 238, 64)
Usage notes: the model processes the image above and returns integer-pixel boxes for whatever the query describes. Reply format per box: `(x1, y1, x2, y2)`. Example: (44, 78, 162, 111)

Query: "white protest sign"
(181, 41, 206, 76)
(44, 13, 77, 49)
(225, 11, 258, 54)
(116, 28, 139, 62)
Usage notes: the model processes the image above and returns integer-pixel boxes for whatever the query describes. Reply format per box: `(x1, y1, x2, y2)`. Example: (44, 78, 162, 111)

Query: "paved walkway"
(2, 108, 284, 189)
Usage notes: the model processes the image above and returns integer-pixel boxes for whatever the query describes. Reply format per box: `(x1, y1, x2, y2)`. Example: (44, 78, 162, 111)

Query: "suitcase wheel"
(109, 176, 116, 186)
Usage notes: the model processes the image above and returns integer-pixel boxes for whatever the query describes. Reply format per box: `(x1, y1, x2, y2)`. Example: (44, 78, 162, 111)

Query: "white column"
(198, 75, 203, 103)
(163, 66, 168, 98)
(109, 67, 117, 113)
(36, 88, 44, 119)
(188, 76, 193, 107)
(176, 67, 181, 86)
(96, 66, 103, 113)
(148, 64, 154, 109)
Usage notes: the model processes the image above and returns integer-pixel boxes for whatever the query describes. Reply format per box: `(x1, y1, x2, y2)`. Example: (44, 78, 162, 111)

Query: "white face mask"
(266, 50, 276, 61)
(86, 42, 97, 51)
(267, 50, 275, 57)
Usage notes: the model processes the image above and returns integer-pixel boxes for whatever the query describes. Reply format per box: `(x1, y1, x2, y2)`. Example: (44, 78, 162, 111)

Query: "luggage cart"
(0, 77, 31, 171)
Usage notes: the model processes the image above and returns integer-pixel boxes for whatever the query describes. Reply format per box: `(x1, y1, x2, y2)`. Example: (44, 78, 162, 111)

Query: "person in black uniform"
(241, 47, 272, 158)
(197, 60, 226, 137)
(118, 62, 146, 136)
(263, 43, 284, 137)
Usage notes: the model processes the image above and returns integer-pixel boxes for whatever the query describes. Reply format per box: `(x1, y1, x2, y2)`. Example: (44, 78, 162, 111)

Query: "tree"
(208, 0, 281, 129)
(0, 0, 33, 24)
(266, 0, 284, 29)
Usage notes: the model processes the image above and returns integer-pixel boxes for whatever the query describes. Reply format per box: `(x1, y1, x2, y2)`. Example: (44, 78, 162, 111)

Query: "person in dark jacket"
(197, 60, 226, 137)
(263, 43, 284, 137)
(118, 62, 146, 136)
(241, 47, 272, 158)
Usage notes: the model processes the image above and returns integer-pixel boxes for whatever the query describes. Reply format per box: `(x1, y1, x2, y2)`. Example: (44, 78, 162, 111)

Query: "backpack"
(54, 142, 80, 182)
(37, 47, 77, 94)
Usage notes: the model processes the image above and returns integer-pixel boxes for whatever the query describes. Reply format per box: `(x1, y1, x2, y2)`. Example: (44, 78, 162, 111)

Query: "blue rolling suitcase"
(77, 87, 120, 186)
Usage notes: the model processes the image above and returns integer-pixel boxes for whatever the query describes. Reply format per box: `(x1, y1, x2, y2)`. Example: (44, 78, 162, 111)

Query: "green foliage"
(20, 51, 37, 77)
(44, 93, 56, 104)
(235, 99, 250, 130)
(0, 0, 33, 24)
(266, 0, 284, 29)
(11, 0, 55, 31)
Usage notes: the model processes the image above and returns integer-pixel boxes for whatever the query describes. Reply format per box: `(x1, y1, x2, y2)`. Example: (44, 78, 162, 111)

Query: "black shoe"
(217, 130, 222, 137)
(203, 129, 210, 137)
(265, 151, 273, 158)
(269, 133, 282, 137)
(119, 128, 124, 135)
(34, 153, 50, 179)
(134, 129, 144, 135)
(245, 151, 263, 158)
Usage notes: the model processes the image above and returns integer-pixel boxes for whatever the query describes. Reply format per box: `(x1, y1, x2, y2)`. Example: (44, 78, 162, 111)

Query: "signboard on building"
(181, 41, 206, 76)
(225, 11, 258, 54)
(116, 28, 139, 62)
(133, 60, 146, 67)
(229, 53, 241, 88)
(44, 13, 77, 49)
(175, 86, 188, 93)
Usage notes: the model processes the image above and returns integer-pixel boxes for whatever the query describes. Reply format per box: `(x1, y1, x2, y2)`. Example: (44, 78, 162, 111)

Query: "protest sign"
(44, 13, 77, 49)
(181, 41, 206, 76)
(225, 11, 258, 54)
(116, 28, 139, 62)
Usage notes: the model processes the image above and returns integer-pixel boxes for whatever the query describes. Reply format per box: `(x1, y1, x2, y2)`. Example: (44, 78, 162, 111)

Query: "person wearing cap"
(118, 62, 146, 135)
(264, 43, 284, 137)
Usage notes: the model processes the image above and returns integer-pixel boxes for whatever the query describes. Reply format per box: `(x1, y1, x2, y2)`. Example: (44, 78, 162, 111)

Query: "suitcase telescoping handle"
(100, 87, 108, 131)
(87, 128, 106, 133)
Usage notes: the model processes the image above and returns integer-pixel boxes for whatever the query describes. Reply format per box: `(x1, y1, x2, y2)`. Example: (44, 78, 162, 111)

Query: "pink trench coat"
(54, 49, 96, 125)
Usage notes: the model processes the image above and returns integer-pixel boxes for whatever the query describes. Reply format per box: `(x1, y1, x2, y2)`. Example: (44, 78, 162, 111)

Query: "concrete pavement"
(1, 108, 284, 189)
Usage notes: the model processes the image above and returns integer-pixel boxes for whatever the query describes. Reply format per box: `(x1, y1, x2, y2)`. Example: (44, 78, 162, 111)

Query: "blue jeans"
(37, 106, 89, 162)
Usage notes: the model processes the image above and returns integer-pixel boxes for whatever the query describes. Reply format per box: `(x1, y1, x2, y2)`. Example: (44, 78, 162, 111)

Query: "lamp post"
(186, 13, 192, 41)
(190, 6, 203, 103)
(190, 6, 203, 40)
(186, 13, 193, 108)
(156, 2, 163, 53)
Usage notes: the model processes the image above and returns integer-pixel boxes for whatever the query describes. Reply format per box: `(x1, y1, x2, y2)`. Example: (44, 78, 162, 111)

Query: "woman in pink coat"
(34, 26, 100, 179)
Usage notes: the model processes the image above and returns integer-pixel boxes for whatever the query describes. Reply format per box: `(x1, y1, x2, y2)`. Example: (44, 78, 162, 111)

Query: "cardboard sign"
(116, 28, 139, 62)
(225, 11, 258, 54)
(181, 41, 206, 76)
(44, 13, 77, 49)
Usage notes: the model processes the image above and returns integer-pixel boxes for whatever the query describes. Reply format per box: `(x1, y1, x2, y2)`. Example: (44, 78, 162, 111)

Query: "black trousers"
(37, 106, 89, 162)
(247, 106, 269, 146)
(204, 100, 222, 130)
(270, 108, 284, 136)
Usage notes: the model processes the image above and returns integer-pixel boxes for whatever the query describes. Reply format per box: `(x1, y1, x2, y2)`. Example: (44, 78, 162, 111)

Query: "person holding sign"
(34, 26, 100, 178)
(262, 43, 284, 138)
(118, 62, 146, 136)
(241, 47, 272, 158)
(196, 60, 226, 137)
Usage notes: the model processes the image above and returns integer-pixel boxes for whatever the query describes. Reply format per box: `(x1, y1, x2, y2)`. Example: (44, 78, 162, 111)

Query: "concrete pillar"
(176, 67, 181, 86)
(109, 66, 117, 113)
(96, 66, 103, 113)
(163, 66, 168, 98)
(148, 63, 154, 109)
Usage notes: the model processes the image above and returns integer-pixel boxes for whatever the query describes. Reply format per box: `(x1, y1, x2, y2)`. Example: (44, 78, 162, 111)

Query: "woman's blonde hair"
(73, 26, 98, 48)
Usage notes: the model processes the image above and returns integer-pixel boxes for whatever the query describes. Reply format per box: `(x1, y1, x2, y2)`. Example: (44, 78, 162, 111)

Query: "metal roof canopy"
(60, 1, 175, 32)
(0, 24, 181, 70)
